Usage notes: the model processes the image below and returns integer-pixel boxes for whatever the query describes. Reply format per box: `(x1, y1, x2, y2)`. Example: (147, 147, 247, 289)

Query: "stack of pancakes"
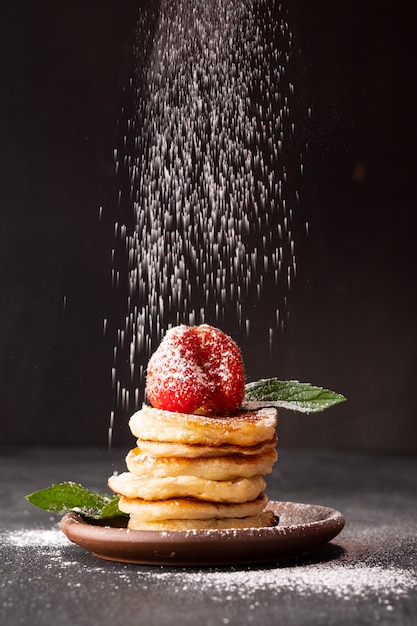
(108, 404, 278, 530)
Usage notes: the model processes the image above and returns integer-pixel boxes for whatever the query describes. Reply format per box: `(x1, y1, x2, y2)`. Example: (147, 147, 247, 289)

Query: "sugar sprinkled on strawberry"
(146, 324, 245, 415)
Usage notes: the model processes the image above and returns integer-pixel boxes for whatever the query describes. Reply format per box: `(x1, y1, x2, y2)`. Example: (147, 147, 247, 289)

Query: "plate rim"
(60, 500, 345, 566)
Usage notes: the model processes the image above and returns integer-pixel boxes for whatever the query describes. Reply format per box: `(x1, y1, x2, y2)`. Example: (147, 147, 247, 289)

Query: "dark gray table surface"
(1, 447, 416, 625)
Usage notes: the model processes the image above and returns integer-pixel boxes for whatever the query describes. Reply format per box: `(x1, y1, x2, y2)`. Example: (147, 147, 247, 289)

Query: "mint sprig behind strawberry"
(242, 379, 346, 413)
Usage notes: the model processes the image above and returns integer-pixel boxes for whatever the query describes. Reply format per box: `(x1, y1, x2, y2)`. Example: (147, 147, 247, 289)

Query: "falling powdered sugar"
(107, 0, 307, 420)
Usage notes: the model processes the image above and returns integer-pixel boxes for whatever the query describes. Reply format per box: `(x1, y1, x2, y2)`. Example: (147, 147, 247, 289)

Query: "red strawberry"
(146, 324, 245, 415)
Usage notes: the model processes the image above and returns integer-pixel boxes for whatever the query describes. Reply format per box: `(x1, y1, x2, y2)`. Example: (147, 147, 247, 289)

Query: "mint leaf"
(97, 494, 126, 520)
(25, 482, 126, 520)
(242, 379, 346, 414)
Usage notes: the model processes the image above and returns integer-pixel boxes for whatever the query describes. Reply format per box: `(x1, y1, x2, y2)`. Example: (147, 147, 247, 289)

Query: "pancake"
(125, 446, 277, 480)
(109, 402, 279, 531)
(129, 405, 277, 446)
(127, 510, 278, 530)
(108, 471, 266, 503)
(118, 492, 269, 521)
(135, 434, 278, 458)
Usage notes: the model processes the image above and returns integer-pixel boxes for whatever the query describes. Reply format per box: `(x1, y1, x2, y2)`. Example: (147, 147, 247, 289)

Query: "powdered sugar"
(6, 525, 414, 600)
(2, 526, 416, 609)
(108, 0, 305, 417)
(138, 563, 417, 600)
(1, 528, 69, 548)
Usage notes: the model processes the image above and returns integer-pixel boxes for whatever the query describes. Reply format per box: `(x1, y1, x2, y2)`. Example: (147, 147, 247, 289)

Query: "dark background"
(1, 1, 416, 452)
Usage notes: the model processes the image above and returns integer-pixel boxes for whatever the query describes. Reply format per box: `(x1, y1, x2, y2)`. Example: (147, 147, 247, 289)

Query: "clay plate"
(60, 501, 345, 566)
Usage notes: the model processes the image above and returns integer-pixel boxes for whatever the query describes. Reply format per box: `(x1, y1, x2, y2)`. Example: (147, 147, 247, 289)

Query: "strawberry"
(146, 324, 245, 415)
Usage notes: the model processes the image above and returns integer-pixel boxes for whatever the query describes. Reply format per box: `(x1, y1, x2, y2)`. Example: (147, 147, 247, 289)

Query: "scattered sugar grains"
(108, 0, 307, 416)
(1, 528, 68, 548)
(141, 565, 417, 600)
(2, 532, 416, 601)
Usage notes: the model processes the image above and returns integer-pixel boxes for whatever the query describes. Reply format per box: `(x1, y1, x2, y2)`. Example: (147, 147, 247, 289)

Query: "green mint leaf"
(25, 482, 126, 520)
(242, 378, 346, 414)
(97, 495, 126, 520)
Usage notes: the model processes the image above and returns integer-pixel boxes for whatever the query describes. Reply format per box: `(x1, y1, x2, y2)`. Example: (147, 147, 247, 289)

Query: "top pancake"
(129, 405, 277, 447)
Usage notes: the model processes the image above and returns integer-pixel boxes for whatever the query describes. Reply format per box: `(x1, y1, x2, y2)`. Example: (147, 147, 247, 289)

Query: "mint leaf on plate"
(242, 379, 346, 414)
(25, 482, 126, 520)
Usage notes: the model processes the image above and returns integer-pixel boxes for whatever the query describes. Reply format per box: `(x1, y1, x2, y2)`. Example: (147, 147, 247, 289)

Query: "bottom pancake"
(127, 510, 278, 530)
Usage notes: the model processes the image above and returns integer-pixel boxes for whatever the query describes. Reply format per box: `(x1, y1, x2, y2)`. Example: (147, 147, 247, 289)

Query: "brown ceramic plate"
(60, 501, 345, 566)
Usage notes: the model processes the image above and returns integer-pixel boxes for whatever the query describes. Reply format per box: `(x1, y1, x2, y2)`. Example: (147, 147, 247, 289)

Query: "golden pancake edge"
(118, 492, 270, 521)
(127, 510, 278, 531)
(109, 405, 279, 530)
(108, 471, 266, 503)
(134, 434, 278, 458)
(129, 405, 277, 446)
(125, 446, 277, 480)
